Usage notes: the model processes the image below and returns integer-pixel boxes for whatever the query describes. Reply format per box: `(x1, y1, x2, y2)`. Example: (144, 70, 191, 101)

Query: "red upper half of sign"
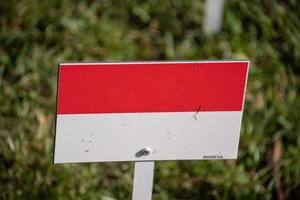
(57, 62, 249, 114)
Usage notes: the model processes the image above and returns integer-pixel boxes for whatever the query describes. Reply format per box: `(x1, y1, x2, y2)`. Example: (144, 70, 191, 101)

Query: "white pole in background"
(132, 161, 155, 200)
(203, 0, 225, 34)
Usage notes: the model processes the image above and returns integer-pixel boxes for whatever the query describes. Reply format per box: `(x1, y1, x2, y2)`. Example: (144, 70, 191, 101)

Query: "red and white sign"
(54, 61, 249, 163)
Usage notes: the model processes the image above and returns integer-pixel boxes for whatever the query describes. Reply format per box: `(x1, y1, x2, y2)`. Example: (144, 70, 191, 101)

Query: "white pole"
(203, 0, 225, 34)
(132, 161, 155, 200)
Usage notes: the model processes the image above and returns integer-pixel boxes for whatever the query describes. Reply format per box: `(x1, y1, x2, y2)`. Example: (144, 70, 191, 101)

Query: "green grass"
(1, 0, 300, 199)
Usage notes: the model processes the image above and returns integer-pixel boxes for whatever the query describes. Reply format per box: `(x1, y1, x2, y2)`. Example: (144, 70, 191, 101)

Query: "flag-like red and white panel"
(54, 61, 249, 163)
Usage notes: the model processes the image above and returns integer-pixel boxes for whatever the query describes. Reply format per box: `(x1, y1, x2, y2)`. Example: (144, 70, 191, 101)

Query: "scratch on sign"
(193, 105, 202, 121)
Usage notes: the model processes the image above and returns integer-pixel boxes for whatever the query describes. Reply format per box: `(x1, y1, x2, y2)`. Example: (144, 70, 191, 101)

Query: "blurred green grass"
(0, 0, 300, 199)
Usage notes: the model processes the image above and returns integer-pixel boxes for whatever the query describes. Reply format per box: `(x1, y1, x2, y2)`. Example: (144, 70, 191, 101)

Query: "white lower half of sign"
(54, 111, 243, 163)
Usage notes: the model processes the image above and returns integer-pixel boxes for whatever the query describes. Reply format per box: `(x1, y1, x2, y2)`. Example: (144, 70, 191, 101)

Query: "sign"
(54, 61, 249, 163)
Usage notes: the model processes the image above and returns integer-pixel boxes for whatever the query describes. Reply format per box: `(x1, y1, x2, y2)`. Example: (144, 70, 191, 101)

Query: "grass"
(0, 0, 300, 199)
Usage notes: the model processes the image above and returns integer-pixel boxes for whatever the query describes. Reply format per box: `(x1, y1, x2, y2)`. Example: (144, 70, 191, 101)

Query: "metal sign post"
(132, 161, 155, 200)
(53, 61, 249, 199)
(203, 0, 225, 34)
